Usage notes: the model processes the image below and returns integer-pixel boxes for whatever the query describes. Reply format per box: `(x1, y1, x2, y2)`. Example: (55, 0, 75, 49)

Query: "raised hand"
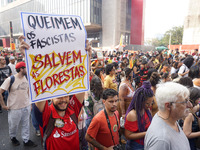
(18, 35, 30, 57)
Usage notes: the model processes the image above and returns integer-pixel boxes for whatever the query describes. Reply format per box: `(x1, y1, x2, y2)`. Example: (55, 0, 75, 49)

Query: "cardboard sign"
(20, 12, 89, 102)
(96, 51, 103, 60)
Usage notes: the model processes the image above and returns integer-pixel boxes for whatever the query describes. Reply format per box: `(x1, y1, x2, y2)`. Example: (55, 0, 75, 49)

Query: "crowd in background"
(1, 45, 200, 150)
(86, 48, 200, 150)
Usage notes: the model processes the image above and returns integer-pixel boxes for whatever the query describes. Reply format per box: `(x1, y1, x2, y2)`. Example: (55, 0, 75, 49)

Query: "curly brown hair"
(90, 75, 103, 99)
(149, 72, 160, 86)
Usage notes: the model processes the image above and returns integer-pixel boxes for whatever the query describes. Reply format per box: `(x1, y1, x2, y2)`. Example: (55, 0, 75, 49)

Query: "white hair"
(155, 82, 189, 111)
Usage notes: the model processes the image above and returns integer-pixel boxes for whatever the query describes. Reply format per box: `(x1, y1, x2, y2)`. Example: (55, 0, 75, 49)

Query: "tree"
(148, 26, 183, 47)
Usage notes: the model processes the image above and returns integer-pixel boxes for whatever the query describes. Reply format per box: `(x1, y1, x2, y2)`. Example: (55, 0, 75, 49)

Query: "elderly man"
(144, 82, 192, 150)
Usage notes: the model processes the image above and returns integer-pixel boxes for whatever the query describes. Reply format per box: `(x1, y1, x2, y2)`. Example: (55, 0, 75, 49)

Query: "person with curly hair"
(84, 76, 104, 129)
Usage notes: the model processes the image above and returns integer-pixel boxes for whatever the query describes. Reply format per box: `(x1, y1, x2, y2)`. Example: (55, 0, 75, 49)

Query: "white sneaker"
(35, 130, 40, 137)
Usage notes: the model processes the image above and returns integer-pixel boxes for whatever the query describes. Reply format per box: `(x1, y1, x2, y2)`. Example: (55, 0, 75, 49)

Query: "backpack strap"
(42, 112, 55, 149)
(70, 113, 78, 129)
(68, 105, 78, 129)
(9, 75, 15, 92)
(42, 107, 79, 148)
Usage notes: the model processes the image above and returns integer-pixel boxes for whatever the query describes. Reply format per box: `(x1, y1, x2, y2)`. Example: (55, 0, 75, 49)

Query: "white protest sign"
(20, 12, 89, 103)
(96, 51, 103, 60)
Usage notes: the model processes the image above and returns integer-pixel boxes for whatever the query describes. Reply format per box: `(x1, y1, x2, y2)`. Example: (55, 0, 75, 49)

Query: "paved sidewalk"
(0, 110, 42, 150)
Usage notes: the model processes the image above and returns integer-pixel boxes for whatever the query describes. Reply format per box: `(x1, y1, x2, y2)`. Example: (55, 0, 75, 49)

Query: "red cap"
(15, 61, 26, 69)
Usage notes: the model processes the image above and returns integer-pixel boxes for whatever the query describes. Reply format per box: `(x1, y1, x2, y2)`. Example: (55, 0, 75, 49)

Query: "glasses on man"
(171, 98, 190, 105)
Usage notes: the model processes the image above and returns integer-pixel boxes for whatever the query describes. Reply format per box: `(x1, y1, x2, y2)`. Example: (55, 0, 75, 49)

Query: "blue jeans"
(79, 127, 88, 150)
(31, 104, 39, 131)
(189, 138, 197, 150)
(126, 140, 144, 150)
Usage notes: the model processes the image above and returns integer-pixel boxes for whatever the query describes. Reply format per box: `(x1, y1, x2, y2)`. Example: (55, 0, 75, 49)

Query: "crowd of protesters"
(88, 48, 200, 150)
(1, 37, 200, 150)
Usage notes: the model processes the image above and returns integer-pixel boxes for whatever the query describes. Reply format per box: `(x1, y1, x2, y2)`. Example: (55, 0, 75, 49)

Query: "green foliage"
(149, 26, 183, 47)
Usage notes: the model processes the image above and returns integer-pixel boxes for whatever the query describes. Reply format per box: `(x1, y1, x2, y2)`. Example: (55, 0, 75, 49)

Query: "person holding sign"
(91, 51, 104, 73)
(19, 35, 91, 150)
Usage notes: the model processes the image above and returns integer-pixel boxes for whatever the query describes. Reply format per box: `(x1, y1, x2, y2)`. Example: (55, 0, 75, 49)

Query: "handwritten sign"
(96, 51, 103, 60)
(20, 12, 89, 103)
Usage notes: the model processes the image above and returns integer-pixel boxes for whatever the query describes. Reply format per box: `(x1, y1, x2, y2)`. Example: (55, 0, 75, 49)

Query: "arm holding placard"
(86, 40, 92, 70)
(96, 59, 104, 69)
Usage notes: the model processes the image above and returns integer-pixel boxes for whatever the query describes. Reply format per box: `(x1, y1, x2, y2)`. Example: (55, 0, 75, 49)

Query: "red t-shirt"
(87, 110, 120, 150)
(124, 111, 151, 145)
(35, 95, 82, 150)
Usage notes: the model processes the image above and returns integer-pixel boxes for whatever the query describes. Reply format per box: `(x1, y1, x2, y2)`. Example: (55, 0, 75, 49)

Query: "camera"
(113, 144, 123, 150)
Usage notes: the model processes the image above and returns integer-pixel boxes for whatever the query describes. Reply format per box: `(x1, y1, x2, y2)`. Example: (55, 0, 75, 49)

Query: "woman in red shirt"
(124, 81, 154, 150)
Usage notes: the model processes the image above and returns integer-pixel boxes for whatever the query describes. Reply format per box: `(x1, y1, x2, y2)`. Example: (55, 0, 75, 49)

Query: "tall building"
(182, 0, 200, 45)
(0, 0, 145, 49)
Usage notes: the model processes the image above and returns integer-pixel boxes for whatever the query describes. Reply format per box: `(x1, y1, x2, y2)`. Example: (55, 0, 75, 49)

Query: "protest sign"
(20, 12, 89, 102)
(96, 51, 103, 60)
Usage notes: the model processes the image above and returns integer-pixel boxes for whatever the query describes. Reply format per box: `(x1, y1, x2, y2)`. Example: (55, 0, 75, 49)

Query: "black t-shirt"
(0, 66, 12, 86)
(5, 56, 9, 65)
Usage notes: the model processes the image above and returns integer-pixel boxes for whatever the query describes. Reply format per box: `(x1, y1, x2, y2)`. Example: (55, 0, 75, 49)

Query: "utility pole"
(169, 32, 171, 50)
(9, 21, 16, 50)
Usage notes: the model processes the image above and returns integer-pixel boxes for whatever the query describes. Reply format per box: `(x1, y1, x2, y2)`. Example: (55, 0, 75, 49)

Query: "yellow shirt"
(104, 75, 118, 91)
(108, 59, 113, 64)
(153, 59, 159, 64)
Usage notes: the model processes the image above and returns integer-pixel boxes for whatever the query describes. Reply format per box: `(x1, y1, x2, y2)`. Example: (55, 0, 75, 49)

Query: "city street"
(0, 109, 42, 150)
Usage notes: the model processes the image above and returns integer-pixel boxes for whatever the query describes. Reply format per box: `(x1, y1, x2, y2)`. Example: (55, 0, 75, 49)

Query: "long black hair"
(184, 56, 194, 68)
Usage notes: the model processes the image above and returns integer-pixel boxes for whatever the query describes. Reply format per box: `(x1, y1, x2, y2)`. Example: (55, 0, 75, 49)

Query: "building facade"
(0, 0, 144, 48)
(182, 0, 200, 45)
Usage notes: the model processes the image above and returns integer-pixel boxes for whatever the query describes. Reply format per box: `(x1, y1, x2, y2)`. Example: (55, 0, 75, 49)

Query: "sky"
(144, 0, 190, 40)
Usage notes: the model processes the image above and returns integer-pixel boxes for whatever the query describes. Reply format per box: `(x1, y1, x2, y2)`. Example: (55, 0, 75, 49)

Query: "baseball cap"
(15, 62, 26, 69)
(9, 56, 15, 60)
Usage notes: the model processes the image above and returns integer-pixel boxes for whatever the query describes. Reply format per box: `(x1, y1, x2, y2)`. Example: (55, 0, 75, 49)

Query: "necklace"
(158, 112, 179, 132)
(157, 112, 170, 120)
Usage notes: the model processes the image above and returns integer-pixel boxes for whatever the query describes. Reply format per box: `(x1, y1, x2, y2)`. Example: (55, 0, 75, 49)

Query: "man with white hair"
(144, 82, 192, 150)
